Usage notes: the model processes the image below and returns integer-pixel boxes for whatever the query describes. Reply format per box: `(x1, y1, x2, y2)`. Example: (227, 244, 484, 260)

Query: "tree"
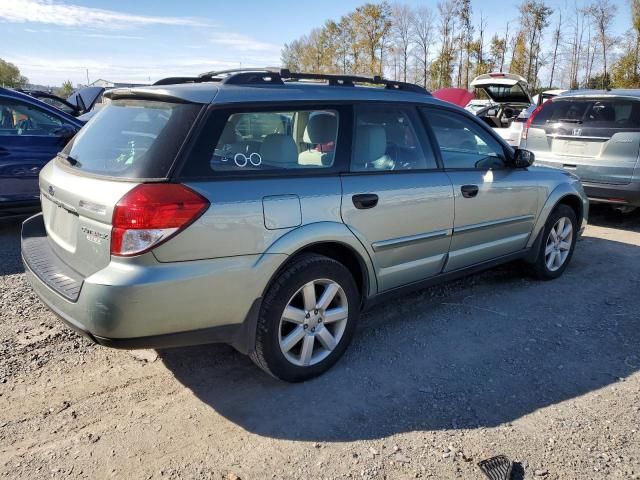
(518, 0, 552, 87)
(411, 6, 435, 88)
(391, 3, 415, 82)
(611, 32, 640, 87)
(458, 0, 474, 88)
(0, 58, 28, 88)
(60, 80, 74, 97)
(548, 12, 561, 88)
(353, 2, 392, 76)
(589, 0, 618, 88)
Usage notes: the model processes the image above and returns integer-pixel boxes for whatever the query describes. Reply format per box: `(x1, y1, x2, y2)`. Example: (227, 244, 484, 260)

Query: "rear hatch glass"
(64, 98, 202, 179)
(527, 97, 640, 184)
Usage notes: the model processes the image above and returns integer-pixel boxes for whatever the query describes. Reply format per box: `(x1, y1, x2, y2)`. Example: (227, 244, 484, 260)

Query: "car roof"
(106, 81, 451, 107)
(0, 87, 84, 126)
(104, 70, 451, 108)
(470, 73, 528, 87)
(557, 89, 640, 100)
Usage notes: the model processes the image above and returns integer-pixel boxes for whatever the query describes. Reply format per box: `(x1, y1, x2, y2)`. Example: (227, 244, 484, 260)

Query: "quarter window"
(425, 109, 506, 170)
(351, 106, 436, 172)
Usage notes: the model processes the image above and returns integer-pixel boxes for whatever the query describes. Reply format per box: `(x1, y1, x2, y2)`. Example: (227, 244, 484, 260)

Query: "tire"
(250, 253, 360, 382)
(531, 204, 578, 280)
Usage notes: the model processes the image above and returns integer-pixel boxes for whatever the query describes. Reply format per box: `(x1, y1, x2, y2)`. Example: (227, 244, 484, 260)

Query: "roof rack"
(279, 69, 430, 94)
(153, 68, 430, 95)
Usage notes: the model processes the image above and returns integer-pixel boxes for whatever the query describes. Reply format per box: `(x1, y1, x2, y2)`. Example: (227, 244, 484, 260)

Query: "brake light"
(489, 72, 506, 78)
(522, 99, 551, 140)
(111, 184, 209, 256)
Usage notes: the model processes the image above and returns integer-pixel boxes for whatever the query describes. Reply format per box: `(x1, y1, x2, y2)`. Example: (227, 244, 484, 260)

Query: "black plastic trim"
(21, 214, 84, 302)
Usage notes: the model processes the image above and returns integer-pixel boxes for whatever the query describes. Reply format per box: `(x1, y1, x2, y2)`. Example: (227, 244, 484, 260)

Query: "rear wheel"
(250, 254, 360, 382)
(531, 204, 578, 280)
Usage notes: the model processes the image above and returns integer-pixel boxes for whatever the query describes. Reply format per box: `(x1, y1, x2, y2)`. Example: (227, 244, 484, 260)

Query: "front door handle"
(461, 185, 479, 198)
(352, 193, 379, 209)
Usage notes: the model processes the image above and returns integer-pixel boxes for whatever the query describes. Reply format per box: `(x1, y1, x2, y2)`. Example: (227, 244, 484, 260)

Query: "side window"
(351, 105, 436, 172)
(425, 109, 506, 170)
(200, 109, 339, 173)
(0, 98, 64, 136)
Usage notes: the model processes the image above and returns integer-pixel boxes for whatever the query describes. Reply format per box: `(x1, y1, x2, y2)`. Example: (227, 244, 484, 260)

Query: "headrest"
(218, 121, 239, 145)
(303, 113, 338, 144)
(260, 134, 298, 166)
(354, 125, 386, 164)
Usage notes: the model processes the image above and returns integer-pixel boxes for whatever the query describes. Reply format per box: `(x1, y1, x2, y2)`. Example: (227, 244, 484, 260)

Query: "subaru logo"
(48, 185, 55, 196)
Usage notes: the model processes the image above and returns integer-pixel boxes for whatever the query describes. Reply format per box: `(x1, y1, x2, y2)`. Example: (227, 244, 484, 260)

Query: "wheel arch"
(527, 182, 588, 249)
(257, 222, 378, 305)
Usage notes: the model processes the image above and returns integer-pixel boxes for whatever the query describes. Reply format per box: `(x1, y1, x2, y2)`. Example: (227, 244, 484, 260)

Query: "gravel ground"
(1, 206, 639, 480)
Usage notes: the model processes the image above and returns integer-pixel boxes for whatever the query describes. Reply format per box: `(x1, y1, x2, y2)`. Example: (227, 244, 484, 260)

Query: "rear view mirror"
(513, 148, 535, 168)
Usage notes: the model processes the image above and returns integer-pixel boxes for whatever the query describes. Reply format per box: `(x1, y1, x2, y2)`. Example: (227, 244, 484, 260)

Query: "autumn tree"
(411, 6, 435, 88)
(391, 3, 415, 82)
(0, 58, 28, 88)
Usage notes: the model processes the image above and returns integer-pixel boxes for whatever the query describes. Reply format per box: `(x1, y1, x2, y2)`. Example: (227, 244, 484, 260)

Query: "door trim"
(453, 214, 535, 234)
(372, 228, 451, 252)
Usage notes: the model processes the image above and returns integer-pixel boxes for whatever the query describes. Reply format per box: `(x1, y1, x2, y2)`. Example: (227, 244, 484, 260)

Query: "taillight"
(111, 184, 209, 256)
(522, 99, 551, 140)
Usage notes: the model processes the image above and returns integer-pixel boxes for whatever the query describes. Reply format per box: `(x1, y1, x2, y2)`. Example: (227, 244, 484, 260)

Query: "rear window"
(63, 99, 201, 178)
(532, 98, 640, 130)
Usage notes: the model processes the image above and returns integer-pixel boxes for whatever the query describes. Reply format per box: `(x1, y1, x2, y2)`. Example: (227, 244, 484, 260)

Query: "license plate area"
(41, 195, 79, 252)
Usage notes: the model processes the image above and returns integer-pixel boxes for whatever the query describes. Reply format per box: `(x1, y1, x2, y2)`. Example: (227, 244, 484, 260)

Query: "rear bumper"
(21, 214, 283, 353)
(582, 181, 640, 207)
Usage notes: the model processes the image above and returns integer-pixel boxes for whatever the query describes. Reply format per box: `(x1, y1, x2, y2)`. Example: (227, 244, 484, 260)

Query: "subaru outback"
(22, 69, 588, 381)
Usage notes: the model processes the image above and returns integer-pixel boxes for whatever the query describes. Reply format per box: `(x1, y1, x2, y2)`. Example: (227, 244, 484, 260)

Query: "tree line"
(281, 0, 640, 92)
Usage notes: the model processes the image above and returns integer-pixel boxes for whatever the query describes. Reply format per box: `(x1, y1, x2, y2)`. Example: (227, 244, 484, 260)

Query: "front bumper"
(21, 214, 284, 353)
(582, 181, 640, 207)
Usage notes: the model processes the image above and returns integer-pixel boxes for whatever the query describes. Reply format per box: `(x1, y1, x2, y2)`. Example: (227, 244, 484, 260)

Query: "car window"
(351, 105, 436, 172)
(0, 98, 64, 136)
(424, 109, 506, 170)
(65, 98, 201, 178)
(185, 109, 339, 175)
(39, 97, 75, 115)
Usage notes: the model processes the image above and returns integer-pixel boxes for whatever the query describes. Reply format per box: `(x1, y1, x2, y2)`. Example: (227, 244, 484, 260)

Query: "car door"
(0, 95, 77, 204)
(422, 107, 538, 272)
(340, 104, 454, 292)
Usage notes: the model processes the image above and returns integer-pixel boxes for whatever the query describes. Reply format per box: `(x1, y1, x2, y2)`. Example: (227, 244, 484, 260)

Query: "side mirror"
(53, 124, 78, 140)
(513, 148, 535, 168)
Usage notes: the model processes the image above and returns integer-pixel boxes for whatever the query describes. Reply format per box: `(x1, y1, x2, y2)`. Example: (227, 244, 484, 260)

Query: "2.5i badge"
(81, 226, 109, 245)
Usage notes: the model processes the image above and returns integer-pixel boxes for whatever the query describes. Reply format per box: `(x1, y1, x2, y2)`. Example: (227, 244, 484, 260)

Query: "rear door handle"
(352, 193, 379, 209)
(461, 185, 479, 198)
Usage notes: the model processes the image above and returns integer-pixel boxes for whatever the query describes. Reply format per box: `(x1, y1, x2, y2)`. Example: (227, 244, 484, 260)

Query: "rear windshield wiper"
(58, 152, 79, 166)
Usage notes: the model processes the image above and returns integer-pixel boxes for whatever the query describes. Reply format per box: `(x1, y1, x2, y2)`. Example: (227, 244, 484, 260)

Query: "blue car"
(0, 88, 84, 217)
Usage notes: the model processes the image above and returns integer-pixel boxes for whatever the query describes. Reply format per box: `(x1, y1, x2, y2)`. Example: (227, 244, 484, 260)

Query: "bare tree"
(391, 4, 415, 82)
(548, 11, 562, 88)
(411, 6, 435, 88)
(589, 0, 618, 88)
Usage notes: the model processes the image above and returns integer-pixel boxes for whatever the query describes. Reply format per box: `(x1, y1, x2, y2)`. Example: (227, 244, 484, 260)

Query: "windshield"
(64, 98, 201, 178)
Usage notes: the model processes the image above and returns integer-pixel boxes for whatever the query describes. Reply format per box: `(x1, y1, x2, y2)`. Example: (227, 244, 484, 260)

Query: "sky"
(0, 0, 633, 87)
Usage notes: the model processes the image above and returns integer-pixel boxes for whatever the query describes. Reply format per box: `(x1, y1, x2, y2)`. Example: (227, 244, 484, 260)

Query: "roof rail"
(153, 68, 430, 94)
(279, 69, 430, 94)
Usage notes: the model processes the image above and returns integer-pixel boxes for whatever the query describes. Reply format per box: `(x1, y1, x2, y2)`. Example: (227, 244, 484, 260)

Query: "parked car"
(520, 89, 640, 212)
(0, 87, 83, 217)
(17, 89, 83, 117)
(21, 69, 588, 381)
(470, 73, 534, 146)
(465, 98, 495, 113)
(507, 89, 568, 146)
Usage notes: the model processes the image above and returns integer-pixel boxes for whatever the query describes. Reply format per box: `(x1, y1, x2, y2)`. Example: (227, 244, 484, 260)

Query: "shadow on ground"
(0, 220, 25, 276)
(589, 204, 640, 232)
(161, 233, 640, 441)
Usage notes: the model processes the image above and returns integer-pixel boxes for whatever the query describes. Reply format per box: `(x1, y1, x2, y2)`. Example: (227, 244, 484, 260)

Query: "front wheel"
(250, 254, 360, 382)
(531, 204, 578, 280)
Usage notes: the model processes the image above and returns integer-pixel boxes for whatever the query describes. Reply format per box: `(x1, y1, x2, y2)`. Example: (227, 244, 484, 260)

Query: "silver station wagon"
(22, 69, 588, 381)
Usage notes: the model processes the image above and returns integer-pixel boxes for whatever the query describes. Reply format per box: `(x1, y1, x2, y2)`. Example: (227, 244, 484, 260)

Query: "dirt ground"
(1, 206, 639, 480)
